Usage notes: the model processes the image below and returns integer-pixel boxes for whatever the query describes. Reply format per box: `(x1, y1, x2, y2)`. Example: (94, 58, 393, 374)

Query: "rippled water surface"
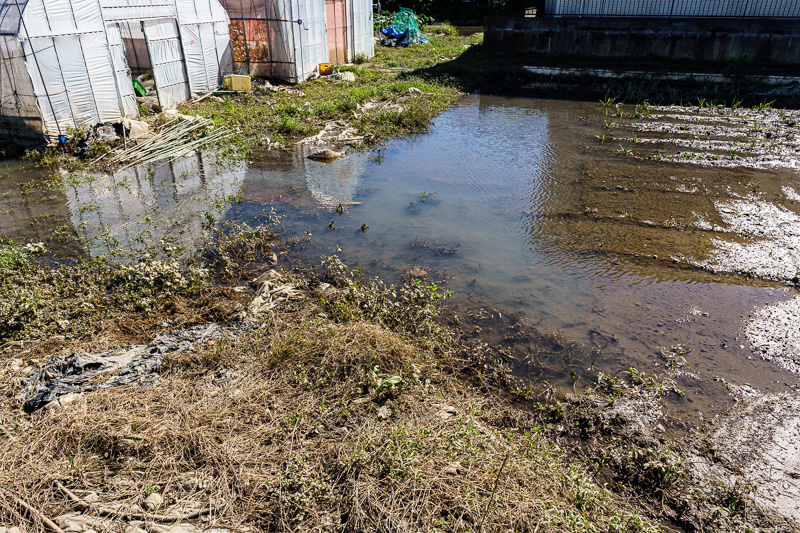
(3, 94, 799, 423)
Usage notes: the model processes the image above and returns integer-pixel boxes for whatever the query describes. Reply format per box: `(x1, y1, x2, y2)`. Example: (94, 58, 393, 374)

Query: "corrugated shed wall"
(350, 0, 373, 60)
(545, 0, 800, 17)
(293, 0, 326, 82)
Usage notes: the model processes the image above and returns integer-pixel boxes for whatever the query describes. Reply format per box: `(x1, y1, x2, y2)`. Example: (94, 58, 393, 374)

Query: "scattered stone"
(432, 403, 459, 420)
(143, 492, 164, 511)
(399, 87, 423, 97)
(316, 282, 334, 293)
(55, 513, 110, 532)
(46, 391, 81, 410)
(165, 523, 197, 533)
(307, 149, 345, 162)
(444, 462, 462, 475)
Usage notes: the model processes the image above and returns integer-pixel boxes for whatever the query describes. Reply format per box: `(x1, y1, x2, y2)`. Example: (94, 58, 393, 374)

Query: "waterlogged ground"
(3, 96, 799, 409)
(4, 96, 800, 493)
(5, 94, 800, 525)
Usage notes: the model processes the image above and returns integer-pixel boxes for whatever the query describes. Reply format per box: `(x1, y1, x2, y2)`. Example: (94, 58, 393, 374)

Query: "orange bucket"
(318, 62, 334, 76)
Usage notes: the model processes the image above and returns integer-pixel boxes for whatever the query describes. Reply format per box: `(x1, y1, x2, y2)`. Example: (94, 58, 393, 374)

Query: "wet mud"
(3, 95, 800, 529)
(690, 387, 800, 528)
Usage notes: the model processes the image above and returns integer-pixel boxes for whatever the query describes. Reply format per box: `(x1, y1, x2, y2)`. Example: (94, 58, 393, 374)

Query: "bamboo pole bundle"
(102, 116, 232, 170)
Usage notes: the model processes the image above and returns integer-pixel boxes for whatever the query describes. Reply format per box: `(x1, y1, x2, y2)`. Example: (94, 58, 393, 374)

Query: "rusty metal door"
(325, 0, 347, 64)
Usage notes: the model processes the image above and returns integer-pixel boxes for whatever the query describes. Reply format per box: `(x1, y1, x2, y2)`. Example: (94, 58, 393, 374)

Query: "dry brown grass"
(0, 293, 659, 533)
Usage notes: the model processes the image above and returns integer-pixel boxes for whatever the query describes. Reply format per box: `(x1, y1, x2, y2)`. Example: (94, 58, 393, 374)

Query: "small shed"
(220, 0, 373, 83)
(0, 0, 233, 146)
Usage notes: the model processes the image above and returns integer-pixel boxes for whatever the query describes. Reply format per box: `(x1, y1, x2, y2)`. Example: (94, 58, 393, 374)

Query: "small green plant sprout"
(375, 374, 404, 398)
(746, 180, 761, 193)
(615, 103, 625, 117)
(514, 386, 531, 401)
(419, 191, 437, 203)
(599, 95, 617, 113)
(752, 100, 774, 110)
(659, 344, 689, 369)
(360, 222, 369, 232)
(617, 144, 631, 155)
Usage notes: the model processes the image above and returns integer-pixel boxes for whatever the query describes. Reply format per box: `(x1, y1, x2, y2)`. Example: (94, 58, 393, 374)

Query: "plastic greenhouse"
(220, 0, 373, 83)
(0, 0, 233, 146)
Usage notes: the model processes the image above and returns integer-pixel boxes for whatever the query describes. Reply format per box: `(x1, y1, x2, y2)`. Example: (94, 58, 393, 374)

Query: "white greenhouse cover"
(0, 0, 233, 145)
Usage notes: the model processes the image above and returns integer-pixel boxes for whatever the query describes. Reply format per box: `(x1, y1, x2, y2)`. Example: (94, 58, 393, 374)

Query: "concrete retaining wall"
(483, 17, 800, 65)
(544, 0, 800, 18)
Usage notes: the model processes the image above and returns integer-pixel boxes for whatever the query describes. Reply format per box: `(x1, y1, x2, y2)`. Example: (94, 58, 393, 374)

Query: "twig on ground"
(478, 453, 510, 532)
(7, 492, 67, 533)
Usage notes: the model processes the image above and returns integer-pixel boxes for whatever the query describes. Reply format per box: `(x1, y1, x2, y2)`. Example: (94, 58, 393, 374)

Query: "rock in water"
(307, 149, 344, 161)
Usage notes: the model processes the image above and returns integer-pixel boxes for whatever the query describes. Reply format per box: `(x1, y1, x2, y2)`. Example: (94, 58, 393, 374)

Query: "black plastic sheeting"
(16, 324, 222, 412)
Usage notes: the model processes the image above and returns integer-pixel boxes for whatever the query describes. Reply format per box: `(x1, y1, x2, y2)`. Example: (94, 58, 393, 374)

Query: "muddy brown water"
(2, 94, 799, 430)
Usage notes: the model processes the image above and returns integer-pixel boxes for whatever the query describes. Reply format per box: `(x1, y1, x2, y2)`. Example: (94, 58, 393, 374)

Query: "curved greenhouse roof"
(0, 0, 233, 145)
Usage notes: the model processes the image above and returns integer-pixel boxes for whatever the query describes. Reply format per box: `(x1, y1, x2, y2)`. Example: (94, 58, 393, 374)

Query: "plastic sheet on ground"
(16, 324, 224, 412)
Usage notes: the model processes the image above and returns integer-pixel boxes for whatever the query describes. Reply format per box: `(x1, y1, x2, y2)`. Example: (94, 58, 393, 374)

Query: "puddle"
(2, 94, 799, 426)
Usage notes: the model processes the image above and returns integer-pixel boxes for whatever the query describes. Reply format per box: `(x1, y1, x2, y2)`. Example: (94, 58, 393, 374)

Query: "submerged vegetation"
(0, 233, 663, 532)
(5, 19, 800, 533)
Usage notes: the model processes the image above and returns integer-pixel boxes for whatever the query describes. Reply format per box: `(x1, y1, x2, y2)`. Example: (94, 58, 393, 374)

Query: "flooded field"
(2, 94, 799, 426)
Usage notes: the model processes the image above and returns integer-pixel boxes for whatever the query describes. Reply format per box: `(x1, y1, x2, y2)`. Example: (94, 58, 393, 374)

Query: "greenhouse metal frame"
(0, 0, 233, 146)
